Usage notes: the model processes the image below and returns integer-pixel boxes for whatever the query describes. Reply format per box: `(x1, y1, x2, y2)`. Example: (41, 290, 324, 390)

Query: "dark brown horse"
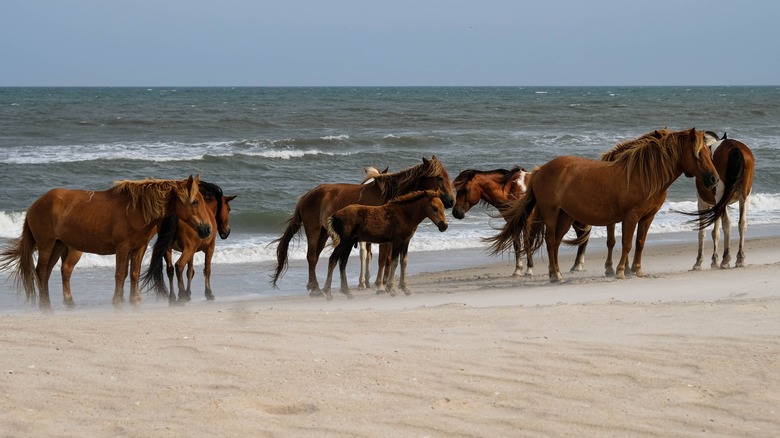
(0, 176, 212, 309)
(141, 181, 236, 303)
(690, 132, 755, 270)
(324, 190, 448, 299)
(487, 128, 719, 282)
(270, 156, 455, 294)
(452, 166, 590, 276)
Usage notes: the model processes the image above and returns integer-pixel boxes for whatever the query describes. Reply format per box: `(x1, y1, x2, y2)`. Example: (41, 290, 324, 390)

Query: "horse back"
(299, 182, 386, 229)
(696, 139, 755, 205)
(26, 188, 153, 254)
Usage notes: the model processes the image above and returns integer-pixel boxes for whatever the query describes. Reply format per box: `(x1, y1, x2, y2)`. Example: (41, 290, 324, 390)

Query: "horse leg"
(605, 224, 616, 276)
(203, 245, 215, 301)
(36, 241, 64, 310)
(60, 247, 82, 308)
(735, 198, 748, 267)
(373, 243, 389, 289)
(542, 210, 564, 283)
(692, 199, 708, 270)
(321, 244, 343, 301)
(374, 243, 391, 293)
(399, 242, 411, 295)
(630, 214, 657, 277)
(570, 223, 589, 272)
(511, 239, 524, 277)
(385, 253, 400, 297)
(112, 251, 129, 305)
(719, 209, 732, 269)
(358, 242, 371, 289)
(127, 248, 146, 305)
(184, 257, 195, 301)
(164, 248, 175, 300)
(338, 243, 353, 299)
(306, 230, 328, 296)
(615, 218, 639, 280)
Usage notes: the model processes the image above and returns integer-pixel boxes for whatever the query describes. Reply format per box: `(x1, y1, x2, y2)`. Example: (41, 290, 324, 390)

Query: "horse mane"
(453, 167, 516, 191)
(600, 128, 701, 195)
(387, 189, 439, 205)
(198, 180, 224, 229)
(112, 178, 192, 224)
(373, 157, 446, 199)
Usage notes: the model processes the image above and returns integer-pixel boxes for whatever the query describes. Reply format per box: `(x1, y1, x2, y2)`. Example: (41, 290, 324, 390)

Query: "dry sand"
(1, 235, 779, 437)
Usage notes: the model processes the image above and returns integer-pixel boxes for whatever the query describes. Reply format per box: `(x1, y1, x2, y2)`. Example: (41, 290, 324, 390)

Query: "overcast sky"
(2, 0, 778, 86)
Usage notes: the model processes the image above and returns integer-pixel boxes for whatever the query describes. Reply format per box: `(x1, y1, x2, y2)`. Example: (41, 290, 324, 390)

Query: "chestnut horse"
(324, 190, 449, 300)
(0, 176, 212, 309)
(271, 156, 455, 294)
(452, 166, 591, 276)
(690, 132, 755, 270)
(141, 181, 236, 303)
(487, 128, 719, 282)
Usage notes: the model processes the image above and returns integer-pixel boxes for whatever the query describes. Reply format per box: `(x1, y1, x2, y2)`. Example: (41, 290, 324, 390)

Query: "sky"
(2, 0, 779, 87)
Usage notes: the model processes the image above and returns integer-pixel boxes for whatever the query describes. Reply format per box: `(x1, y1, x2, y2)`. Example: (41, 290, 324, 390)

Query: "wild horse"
(0, 176, 212, 309)
(688, 132, 755, 270)
(142, 181, 236, 303)
(487, 128, 719, 282)
(452, 166, 590, 276)
(270, 156, 455, 294)
(324, 190, 448, 299)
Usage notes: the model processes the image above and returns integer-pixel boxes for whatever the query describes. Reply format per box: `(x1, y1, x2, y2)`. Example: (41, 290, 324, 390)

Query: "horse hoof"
(402, 289, 412, 296)
(309, 290, 323, 297)
(691, 265, 702, 272)
(63, 299, 75, 308)
(375, 289, 386, 295)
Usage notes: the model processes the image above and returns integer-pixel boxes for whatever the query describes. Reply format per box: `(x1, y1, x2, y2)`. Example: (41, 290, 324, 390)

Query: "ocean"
(1, 86, 779, 310)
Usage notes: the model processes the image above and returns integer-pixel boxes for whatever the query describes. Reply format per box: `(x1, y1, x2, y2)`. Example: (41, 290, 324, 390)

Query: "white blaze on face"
(514, 170, 529, 194)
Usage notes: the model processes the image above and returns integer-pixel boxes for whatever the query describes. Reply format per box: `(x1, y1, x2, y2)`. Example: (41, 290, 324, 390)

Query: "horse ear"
(722, 132, 728, 140)
(422, 157, 429, 164)
(224, 195, 237, 202)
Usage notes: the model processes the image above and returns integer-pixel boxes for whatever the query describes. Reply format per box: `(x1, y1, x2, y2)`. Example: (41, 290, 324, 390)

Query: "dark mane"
(453, 167, 515, 190)
(198, 180, 224, 229)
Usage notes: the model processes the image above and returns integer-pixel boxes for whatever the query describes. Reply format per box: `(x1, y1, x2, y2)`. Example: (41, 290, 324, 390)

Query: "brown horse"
(141, 181, 236, 303)
(487, 128, 719, 282)
(323, 190, 449, 300)
(690, 132, 755, 270)
(270, 156, 455, 294)
(452, 166, 591, 276)
(0, 176, 212, 309)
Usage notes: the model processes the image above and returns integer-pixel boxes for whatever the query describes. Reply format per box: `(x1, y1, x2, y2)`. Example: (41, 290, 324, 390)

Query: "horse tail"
(484, 177, 540, 256)
(141, 214, 179, 299)
(564, 223, 592, 246)
(0, 218, 39, 304)
(325, 215, 343, 248)
(269, 205, 304, 288)
(688, 147, 745, 230)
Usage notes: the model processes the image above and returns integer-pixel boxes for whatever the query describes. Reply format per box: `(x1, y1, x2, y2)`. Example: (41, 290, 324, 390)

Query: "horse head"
(452, 169, 480, 219)
(422, 156, 455, 209)
(425, 190, 449, 232)
(176, 175, 213, 239)
(678, 128, 719, 189)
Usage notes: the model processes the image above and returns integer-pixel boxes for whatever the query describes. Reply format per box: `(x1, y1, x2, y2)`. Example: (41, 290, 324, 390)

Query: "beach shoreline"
(1, 226, 779, 436)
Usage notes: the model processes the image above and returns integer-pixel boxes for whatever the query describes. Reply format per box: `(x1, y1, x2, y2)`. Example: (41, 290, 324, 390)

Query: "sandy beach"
(1, 233, 779, 437)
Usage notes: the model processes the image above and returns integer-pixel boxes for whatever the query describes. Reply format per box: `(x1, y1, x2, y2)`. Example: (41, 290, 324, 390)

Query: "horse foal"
(323, 190, 448, 300)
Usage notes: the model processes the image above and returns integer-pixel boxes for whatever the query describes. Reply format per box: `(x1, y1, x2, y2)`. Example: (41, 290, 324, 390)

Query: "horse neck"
(396, 197, 434, 224)
(475, 174, 515, 208)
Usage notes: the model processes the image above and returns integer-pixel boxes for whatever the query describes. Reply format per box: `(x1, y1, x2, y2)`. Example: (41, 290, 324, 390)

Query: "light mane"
(388, 189, 439, 205)
(112, 178, 192, 224)
(600, 129, 702, 195)
(373, 158, 447, 199)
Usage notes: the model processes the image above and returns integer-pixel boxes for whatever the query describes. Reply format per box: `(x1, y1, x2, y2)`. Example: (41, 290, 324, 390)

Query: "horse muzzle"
(219, 227, 231, 240)
(196, 224, 212, 239)
(452, 207, 465, 220)
(440, 194, 455, 209)
(703, 172, 719, 189)
(437, 221, 448, 232)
